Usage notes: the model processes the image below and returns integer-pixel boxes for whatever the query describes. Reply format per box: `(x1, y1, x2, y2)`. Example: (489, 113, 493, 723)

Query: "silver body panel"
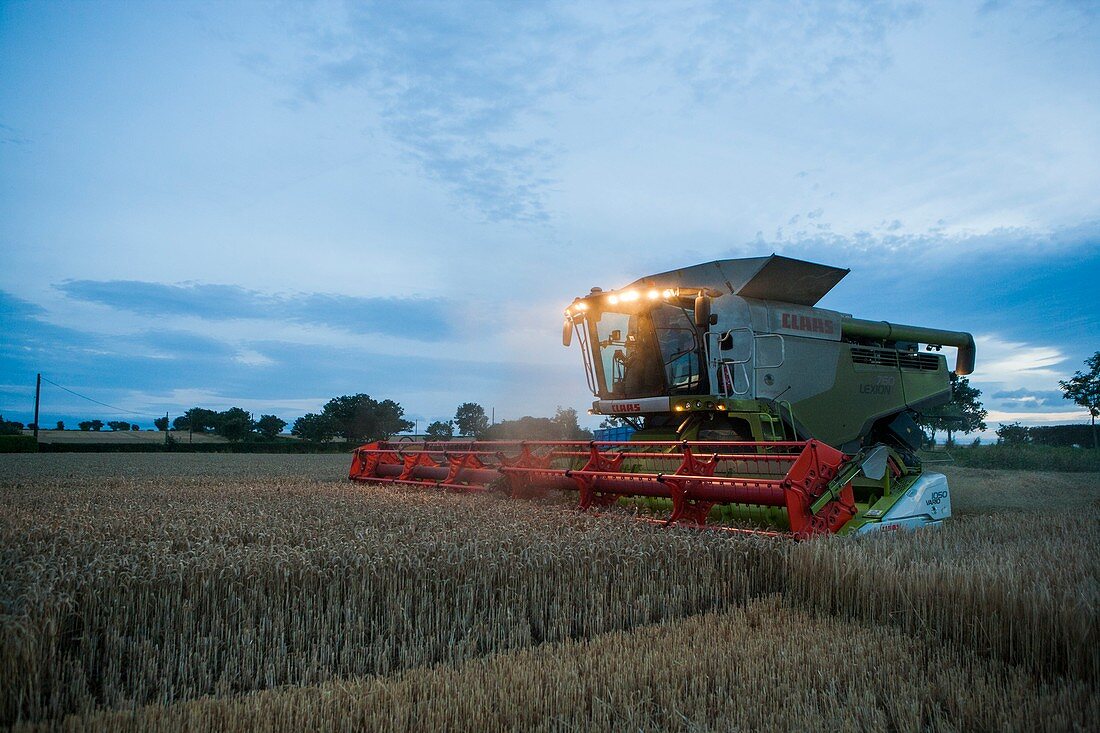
(703, 294, 848, 405)
(856, 472, 952, 533)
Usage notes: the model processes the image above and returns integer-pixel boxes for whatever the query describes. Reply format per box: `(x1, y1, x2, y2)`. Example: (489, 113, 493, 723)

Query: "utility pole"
(33, 373, 41, 440)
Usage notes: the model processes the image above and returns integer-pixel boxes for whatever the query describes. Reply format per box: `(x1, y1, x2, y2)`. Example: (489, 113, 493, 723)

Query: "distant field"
(2, 454, 1097, 731)
(0, 452, 347, 480)
(26, 429, 228, 444)
(940, 465, 1100, 514)
(931, 444, 1100, 473)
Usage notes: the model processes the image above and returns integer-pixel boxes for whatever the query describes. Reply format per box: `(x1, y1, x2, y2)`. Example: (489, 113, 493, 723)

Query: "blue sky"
(1, 0, 1097, 435)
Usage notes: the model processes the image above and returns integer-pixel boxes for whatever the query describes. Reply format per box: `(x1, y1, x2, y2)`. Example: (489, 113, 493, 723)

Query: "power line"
(39, 376, 148, 417)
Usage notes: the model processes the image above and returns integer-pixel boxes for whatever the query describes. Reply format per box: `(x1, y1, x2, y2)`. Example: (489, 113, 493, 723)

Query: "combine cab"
(351, 255, 972, 538)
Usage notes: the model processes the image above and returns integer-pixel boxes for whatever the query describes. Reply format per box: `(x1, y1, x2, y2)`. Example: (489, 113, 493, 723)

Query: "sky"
(1, 0, 1098, 437)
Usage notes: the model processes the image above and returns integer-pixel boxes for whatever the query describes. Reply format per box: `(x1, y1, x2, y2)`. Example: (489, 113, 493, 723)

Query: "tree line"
(420, 403, 591, 442)
(1, 398, 590, 445)
(289, 398, 592, 444)
(162, 408, 287, 441)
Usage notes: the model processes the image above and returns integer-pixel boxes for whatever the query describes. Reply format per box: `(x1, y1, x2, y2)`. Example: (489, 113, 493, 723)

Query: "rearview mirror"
(694, 295, 712, 328)
(562, 319, 572, 347)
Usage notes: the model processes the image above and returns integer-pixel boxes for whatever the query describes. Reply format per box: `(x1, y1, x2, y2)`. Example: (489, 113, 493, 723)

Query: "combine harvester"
(350, 255, 975, 538)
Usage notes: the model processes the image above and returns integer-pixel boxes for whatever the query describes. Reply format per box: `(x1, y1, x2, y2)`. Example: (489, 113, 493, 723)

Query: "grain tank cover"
(627, 254, 849, 307)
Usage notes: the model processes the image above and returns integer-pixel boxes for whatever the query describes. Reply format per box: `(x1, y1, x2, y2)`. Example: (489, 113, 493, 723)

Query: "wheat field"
(2, 454, 1098, 731)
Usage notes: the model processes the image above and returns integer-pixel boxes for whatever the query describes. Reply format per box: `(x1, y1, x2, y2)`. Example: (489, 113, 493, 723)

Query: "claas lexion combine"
(350, 255, 976, 538)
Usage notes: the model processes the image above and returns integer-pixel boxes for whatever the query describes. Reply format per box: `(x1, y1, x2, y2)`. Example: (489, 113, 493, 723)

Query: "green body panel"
(788, 345, 951, 450)
(836, 472, 923, 535)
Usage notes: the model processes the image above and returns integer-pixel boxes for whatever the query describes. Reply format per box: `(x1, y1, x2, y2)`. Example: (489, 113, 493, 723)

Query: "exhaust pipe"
(841, 318, 976, 375)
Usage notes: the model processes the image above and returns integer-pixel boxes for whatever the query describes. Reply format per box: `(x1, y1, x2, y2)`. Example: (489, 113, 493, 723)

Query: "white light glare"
(574, 301, 589, 311)
(607, 294, 619, 305)
(647, 289, 660, 300)
(620, 290, 640, 302)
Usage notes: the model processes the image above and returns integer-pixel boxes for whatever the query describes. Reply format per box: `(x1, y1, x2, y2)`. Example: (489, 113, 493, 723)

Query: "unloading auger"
(350, 255, 975, 538)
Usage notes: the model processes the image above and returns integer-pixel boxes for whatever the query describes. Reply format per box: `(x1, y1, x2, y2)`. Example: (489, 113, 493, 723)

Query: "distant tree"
(996, 422, 1030, 446)
(55, 420, 65, 431)
(915, 374, 987, 447)
(484, 416, 560, 440)
(425, 420, 454, 442)
(1059, 351, 1100, 449)
(598, 417, 629, 429)
(256, 414, 287, 439)
(78, 421, 93, 431)
(0, 415, 24, 435)
(950, 376, 988, 443)
(366, 399, 413, 441)
(552, 406, 592, 440)
(1027, 424, 1095, 448)
(454, 403, 490, 438)
(214, 407, 254, 441)
(291, 413, 336, 443)
(484, 409, 592, 441)
(107, 421, 131, 431)
(90, 420, 103, 431)
(321, 394, 413, 442)
(181, 408, 219, 434)
(130, 424, 140, 431)
(154, 416, 170, 431)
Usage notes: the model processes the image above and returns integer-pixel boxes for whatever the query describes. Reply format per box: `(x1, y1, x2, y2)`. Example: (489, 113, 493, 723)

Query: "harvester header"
(352, 255, 974, 538)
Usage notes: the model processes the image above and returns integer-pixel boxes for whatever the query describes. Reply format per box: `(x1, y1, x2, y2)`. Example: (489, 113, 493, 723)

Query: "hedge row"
(36, 441, 355, 454)
(0, 435, 38, 453)
(946, 444, 1100, 473)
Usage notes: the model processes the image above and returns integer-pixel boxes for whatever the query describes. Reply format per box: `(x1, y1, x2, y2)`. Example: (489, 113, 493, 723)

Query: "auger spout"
(841, 318, 976, 375)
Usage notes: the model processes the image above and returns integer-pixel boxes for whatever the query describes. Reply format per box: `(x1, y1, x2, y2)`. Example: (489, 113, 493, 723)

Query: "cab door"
(710, 297, 755, 398)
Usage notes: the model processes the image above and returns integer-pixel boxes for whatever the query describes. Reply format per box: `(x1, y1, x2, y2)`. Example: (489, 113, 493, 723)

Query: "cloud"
(0, 288, 567, 426)
(261, 2, 921, 225)
(233, 349, 275, 367)
(0, 290, 45, 319)
(653, 1, 921, 100)
(55, 280, 453, 340)
(0, 122, 32, 146)
(276, 3, 580, 223)
(991, 388, 1068, 408)
(132, 329, 238, 359)
(986, 409, 1089, 424)
(756, 218, 1100, 264)
(972, 334, 1068, 386)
